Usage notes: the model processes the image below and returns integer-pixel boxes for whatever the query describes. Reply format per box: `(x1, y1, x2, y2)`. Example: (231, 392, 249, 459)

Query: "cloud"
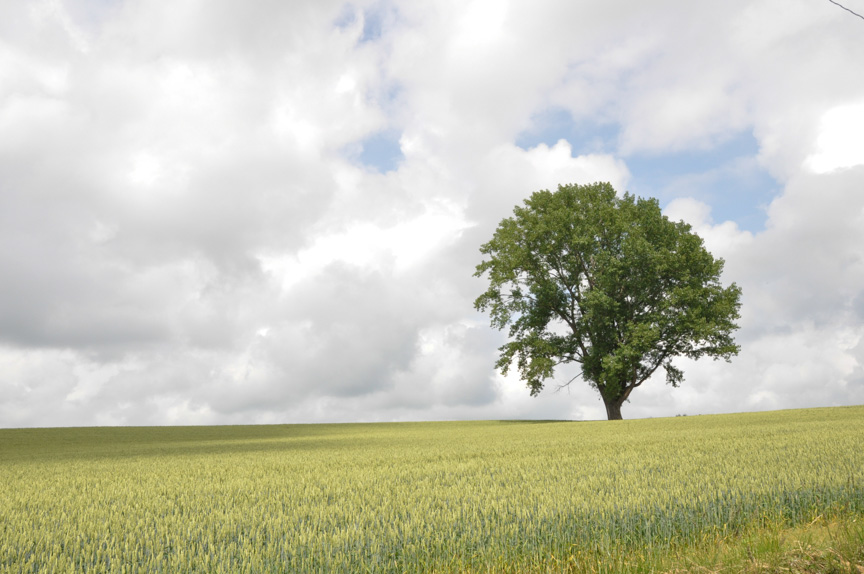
(805, 100, 864, 173)
(1, 0, 863, 427)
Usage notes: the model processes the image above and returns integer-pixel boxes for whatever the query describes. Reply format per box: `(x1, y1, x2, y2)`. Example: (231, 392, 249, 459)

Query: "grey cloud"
(736, 168, 864, 333)
(163, 261, 445, 419)
(280, 263, 430, 396)
(0, 190, 169, 353)
(851, 292, 864, 322)
(386, 323, 502, 412)
(434, 325, 500, 408)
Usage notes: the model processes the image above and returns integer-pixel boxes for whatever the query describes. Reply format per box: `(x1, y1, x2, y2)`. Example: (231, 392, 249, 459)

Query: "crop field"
(1, 406, 862, 573)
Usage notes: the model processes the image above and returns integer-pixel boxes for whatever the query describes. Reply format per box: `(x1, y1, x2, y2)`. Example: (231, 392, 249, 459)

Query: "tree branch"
(553, 370, 584, 392)
(632, 348, 671, 389)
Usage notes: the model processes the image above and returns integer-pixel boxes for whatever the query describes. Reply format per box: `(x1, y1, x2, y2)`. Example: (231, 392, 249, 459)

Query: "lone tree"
(474, 182, 742, 420)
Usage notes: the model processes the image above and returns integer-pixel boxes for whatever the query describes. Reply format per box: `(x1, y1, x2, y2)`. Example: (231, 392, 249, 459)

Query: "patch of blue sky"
(66, 0, 124, 31)
(516, 108, 618, 155)
(333, 3, 388, 43)
(333, 5, 357, 30)
(359, 7, 386, 43)
(378, 84, 403, 116)
(515, 108, 780, 232)
(355, 131, 404, 173)
(626, 135, 781, 232)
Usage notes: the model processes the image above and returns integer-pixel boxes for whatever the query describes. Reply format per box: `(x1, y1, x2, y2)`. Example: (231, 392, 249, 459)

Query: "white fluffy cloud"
(806, 101, 864, 174)
(1, 0, 863, 427)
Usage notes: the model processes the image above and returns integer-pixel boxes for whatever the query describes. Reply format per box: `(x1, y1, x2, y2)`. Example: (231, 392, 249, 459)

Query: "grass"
(0, 406, 862, 573)
(659, 516, 864, 573)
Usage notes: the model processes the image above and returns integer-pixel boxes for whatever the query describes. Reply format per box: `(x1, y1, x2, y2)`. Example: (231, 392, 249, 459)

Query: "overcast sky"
(2, 0, 863, 428)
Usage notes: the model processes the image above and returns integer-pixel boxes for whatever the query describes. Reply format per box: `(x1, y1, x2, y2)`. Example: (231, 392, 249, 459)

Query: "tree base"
(604, 402, 624, 420)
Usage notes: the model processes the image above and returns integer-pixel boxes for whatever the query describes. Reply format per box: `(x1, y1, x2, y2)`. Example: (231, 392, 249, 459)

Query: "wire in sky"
(827, 0, 864, 21)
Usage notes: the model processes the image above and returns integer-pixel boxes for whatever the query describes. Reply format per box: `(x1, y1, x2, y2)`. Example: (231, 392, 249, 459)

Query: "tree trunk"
(604, 400, 624, 420)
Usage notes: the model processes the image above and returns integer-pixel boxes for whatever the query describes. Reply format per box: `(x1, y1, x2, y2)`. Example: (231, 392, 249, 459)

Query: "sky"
(1, 0, 864, 428)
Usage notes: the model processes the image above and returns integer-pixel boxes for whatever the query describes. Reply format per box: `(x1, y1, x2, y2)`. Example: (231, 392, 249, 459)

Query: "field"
(1, 406, 862, 573)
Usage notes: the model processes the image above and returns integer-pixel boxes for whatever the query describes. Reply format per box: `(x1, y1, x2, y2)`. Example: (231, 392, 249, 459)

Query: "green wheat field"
(1, 406, 862, 573)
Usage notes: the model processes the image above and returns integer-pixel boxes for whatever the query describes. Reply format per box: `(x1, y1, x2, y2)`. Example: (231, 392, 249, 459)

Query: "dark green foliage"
(474, 182, 742, 419)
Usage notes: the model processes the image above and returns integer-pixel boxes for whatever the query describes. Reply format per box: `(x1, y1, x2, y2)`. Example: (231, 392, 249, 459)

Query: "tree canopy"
(474, 182, 742, 420)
